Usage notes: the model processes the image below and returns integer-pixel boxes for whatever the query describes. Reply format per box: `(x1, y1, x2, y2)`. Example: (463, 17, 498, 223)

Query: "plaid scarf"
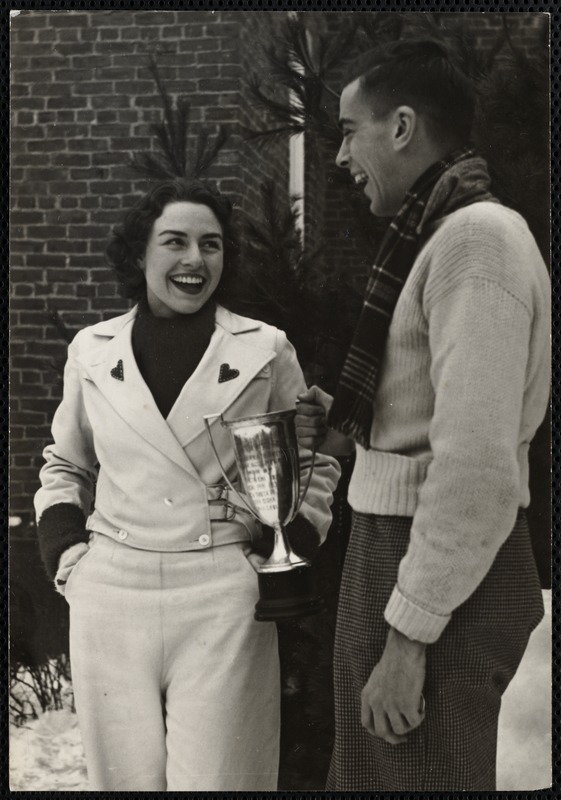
(328, 148, 497, 449)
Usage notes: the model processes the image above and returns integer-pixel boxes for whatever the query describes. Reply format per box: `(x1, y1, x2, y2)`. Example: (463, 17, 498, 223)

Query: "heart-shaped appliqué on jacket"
(218, 363, 240, 383)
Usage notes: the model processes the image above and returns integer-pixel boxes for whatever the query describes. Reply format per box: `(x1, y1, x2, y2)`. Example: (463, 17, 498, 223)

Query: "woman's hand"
(295, 386, 333, 451)
(244, 550, 268, 574)
(54, 541, 90, 596)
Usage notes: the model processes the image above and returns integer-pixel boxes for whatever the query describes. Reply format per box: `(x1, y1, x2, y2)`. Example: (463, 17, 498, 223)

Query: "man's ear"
(392, 105, 416, 151)
(137, 257, 146, 272)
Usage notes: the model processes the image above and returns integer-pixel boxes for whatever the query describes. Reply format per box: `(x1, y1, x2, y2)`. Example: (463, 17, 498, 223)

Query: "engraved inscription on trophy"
(232, 425, 297, 528)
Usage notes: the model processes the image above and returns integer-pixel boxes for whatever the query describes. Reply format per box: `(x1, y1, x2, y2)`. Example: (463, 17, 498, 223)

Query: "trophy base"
(254, 565, 324, 621)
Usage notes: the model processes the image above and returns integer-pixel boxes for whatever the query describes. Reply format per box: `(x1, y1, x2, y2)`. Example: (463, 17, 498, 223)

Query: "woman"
(34, 178, 340, 792)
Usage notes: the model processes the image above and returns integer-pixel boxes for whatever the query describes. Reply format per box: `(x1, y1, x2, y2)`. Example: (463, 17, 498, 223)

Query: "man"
(295, 39, 550, 791)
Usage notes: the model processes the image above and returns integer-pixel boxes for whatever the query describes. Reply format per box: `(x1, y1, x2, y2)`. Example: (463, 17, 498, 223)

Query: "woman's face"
(140, 201, 224, 317)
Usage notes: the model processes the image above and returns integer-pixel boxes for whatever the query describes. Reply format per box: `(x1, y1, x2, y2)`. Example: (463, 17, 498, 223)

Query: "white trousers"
(66, 532, 280, 791)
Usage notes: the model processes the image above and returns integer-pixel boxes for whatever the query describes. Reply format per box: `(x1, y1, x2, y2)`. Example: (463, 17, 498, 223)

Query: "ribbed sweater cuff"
(37, 503, 89, 581)
(384, 584, 451, 644)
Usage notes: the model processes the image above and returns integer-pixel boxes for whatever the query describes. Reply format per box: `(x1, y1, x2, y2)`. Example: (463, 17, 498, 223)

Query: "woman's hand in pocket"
(54, 541, 90, 596)
(245, 550, 268, 574)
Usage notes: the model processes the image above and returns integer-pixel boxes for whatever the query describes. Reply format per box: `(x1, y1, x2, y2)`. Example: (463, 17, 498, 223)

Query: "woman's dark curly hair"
(105, 178, 241, 304)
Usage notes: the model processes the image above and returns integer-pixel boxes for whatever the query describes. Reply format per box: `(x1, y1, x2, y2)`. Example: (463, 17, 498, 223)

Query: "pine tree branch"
(244, 14, 351, 147)
(130, 58, 229, 181)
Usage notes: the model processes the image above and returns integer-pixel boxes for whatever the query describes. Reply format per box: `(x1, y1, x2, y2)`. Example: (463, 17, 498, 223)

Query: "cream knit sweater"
(347, 201, 551, 643)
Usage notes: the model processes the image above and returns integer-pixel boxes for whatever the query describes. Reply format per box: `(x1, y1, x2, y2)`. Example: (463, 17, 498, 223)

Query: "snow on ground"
(497, 589, 552, 790)
(9, 591, 551, 791)
(9, 658, 88, 791)
(10, 709, 88, 791)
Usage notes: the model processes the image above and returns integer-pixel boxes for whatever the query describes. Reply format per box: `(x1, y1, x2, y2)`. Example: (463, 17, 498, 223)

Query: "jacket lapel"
(77, 308, 199, 476)
(166, 307, 275, 448)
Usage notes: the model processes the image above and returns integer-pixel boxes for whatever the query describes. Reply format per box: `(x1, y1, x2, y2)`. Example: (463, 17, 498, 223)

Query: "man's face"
(336, 79, 402, 218)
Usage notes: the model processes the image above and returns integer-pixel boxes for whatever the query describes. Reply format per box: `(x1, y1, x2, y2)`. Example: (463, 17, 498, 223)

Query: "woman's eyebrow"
(158, 229, 187, 237)
(157, 230, 223, 239)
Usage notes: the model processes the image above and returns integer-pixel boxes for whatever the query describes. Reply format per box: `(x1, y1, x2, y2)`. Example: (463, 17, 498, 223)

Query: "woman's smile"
(169, 273, 207, 294)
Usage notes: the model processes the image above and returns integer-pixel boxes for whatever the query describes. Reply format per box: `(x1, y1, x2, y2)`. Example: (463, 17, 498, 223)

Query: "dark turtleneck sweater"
(131, 296, 217, 419)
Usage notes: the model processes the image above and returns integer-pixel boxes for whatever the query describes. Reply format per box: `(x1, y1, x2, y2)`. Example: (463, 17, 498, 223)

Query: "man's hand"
(361, 626, 426, 745)
(295, 386, 333, 450)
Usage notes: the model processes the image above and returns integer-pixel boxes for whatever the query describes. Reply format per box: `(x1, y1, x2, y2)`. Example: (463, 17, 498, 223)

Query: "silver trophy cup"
(204, 409, 323, 621)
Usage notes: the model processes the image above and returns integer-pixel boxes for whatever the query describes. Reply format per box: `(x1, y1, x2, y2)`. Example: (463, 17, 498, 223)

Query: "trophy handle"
(294, 447, 316, 518)
(203, 413, 257, 518)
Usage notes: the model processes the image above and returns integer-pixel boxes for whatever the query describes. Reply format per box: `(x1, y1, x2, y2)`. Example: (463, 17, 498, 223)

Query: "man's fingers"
(401, 709, 424, 730)
(295, 400, 325, 416)
(363, 701, 424, 744)
(372, 707, 388, 740)
(294, 416, 327, 434)
(360, 696, 376, 737)
(296, 385, 334, 430)
(297, 437, 320, 451)
(401, 695, 426, 730)
(296, 387, 318, 405)
(372, 708, 407, 745)
(361, 695, 408, 745)
(295, 421, 328, 436)
(297, 385, 333, 409)
(387, 709, 411, 736)
(295, 404, 328, 450)
(295, 388, 333, 453)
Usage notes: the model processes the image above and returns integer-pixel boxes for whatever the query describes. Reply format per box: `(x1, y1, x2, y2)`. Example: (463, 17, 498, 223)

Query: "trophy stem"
(258, 524, 308, 573)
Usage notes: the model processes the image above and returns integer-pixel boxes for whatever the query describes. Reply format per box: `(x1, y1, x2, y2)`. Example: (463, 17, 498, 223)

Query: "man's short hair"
(345, 39, 475, 147)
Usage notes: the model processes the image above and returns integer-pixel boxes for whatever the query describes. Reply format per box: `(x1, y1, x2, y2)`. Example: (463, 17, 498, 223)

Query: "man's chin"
(369, 197, 394, 220)
(369, 198, 383, 217)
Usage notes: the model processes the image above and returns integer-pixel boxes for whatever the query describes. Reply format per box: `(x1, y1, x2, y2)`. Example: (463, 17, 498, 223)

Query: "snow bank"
(10, 709, 88, 791)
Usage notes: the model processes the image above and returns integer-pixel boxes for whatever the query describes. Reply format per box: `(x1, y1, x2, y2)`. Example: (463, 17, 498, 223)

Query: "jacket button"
(164, 498, 173, 506)
(198, 534, 210, 547)
(117, 529, 128, 540)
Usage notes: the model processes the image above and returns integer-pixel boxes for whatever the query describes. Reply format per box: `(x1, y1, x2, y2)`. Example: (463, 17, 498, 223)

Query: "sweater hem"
(348, 449, 430, 516)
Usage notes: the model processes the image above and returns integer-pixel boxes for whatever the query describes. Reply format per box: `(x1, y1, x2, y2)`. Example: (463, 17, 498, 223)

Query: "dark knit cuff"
(37, 503, 89, 580)
(255, 514, 321, 562)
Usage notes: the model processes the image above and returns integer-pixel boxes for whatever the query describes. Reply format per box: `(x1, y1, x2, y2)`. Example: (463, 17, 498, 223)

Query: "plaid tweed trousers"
(327, 511, 544, 791)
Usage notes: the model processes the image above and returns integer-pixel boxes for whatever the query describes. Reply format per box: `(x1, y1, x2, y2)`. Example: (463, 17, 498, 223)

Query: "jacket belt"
(207, 484, 254, 523)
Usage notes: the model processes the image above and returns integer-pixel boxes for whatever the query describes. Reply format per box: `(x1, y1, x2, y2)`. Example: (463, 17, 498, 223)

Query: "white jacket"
(35, 305, 340, 552)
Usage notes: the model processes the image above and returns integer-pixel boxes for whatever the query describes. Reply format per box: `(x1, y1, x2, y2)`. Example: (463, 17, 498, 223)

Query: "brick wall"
(10, 10, 289, 524)
(237, 12, 290, 217)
